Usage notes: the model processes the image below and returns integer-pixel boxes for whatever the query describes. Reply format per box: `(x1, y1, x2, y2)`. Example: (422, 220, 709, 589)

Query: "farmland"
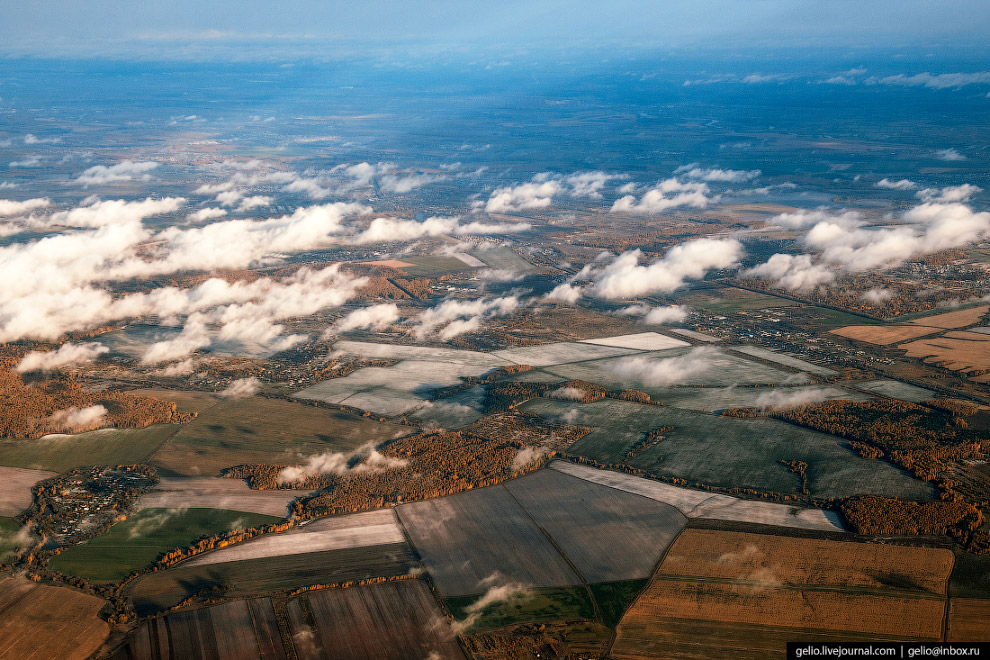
(524, 398, 932, 500)
(853, 379, 937, 402)
(905, 305, 989, 329)
(947, 599, 990, 641)
(901, 331, 990, 383)
(287, 580, 466, 660)
(0, 466, 56, 516)
(504, 468, 687, 583)
(148, 395, 407, 477)
(611, 529, 954, 659)
(110, 597, 287, 660)
(730, 345, 837, 376)
(0, 425, 177, 472)
(446, 585, 595, 633)
(551, 461, 842, 531)
(0, 576, 108, 660)
(138, 476, 302, 517)
(831, 324, 941, 345)
(128, 543, 418, 615)
(49, 508, 278, 582)
(0, 517, 25, 559)
(184, 509, 405, 567)
(396, 483, 580, 597)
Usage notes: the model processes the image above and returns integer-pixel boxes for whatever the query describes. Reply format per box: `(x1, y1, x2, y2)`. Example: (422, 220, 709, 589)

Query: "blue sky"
(1, 0, 988, 61)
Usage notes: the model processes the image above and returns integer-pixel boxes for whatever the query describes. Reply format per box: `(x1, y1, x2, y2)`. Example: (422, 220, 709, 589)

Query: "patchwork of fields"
(524, 398, 932, 500)
(612, 529, 956, 659)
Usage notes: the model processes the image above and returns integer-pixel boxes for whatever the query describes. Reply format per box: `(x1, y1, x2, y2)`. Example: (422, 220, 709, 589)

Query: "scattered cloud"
(16, 342, 109, 372)
(934, 148, 966, 161)
(611, 177, 716, 213)
(277, 442, 408, 485)
(76, 160, 159, 185)
(677, 165, 761, 182)
(51, 404, 107, 431)
(754, 388, 835, 410)
(413, 295, 521, 340)
(872, 72, 990, 89)
(0, 197, 51, 216)
(329, 303, 401, 335)
(917, 184, 981, 203)
(187, 207, 228, 222)
(875, 178, 917, 190)
(219, 377, 260, 398)
(859, 288, 894, 304)
(48, 196, 185, 228)
(609, 347, 719, 386)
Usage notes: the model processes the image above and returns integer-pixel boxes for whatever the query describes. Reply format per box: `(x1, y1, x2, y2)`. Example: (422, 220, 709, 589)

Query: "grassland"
(0, 576, 108, 660)
(947, 599, 990, 642)
(128, 543, 418, 616)
(139, 476, 300, 517)
(0, 517, 23, 559)
(675, 287, 800, 314)
(50, 508, 278, 582)
(612, 529, 954, 659)
(447, 586, 595, 633)
(110, 597, 287, 660)
(949, 551, 990, 599)
(288, 580, 466, 660)
(148, 396, 407, 477)
(504, 469, 687, 583)
(0, 466, 56, 516)
(524, 398, 932, 500)
(126, 388, 220, 414)
(854, 379, 936, 403)
(0, 424, 177, 472)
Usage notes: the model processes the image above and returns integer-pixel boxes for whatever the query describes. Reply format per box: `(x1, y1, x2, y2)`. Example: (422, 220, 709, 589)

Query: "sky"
(1, 0, 988, 61)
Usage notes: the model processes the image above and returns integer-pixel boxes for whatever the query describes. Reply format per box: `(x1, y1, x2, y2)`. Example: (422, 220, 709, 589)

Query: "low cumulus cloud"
(610, 347, 719, 386)
(611, 178, 716, 213)
(349, 216, 529, 244)
(187, 207, 228, 223)
(451, 574, 529, 634)
(875, 178, 917, 190)
(76, 160, 159, 185)
(127, 507, 187, 539)
(543, 282, 582, 304)
(586, 238, 743, 299)
(48, 196, 185, 228)
(859, 288, 893, 304)
(676, 164, 761, 182)
(746, 198, 990, 291)
(871, 72, 990, 90)
(413, 295, 521, 340)
(481, 171, 622, 213)
(219, 377, 260, 398)
(277, 442, 408, 485)
(511, 446, 546, 471)
(0, 198, 51, 216)
(50, 404, 107, 432)
(619, 303, 690, 324)
(917, 184, 981, 203)
(753, 387, 837, 410)
(17, 342, 109, 373)
(934, 148, 966, 161)
(329, 303, 401, 335)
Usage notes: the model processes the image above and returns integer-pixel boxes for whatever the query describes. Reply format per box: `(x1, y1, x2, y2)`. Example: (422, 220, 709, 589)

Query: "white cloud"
(379, 172, 448, 194)
(413, 295, 521, 340)
(610, 347, 719, 386)
(611, 177, 716, 213)
(644, 305, 690, 324)
(550, 386, 585, 401)
(678, 166, 761, 182)
(153, 358, 197, 377)
(875, 178, 917, 190)
(277, 442, 408, 485)
(0, 198, 51, 216)
(543, 282, 583, 304)
(329, 303, 401, 335)
(754, 388, 836, 410)
(477, 268, 523, 283)
(873, 72, 990, 90)
(9, 156, 42, 168)
(187, 207, 228, 222)
(16, 342, 109, 372)
(485, 180, 563, 213)
(743, 253, 836, 291)
(934, 148, 966, 161)
(51, 405, 107, 431)
(76, 160, 159, 185)
(349, 216, 528, 244)
(859, 288, 893, 304)
(916, 184, 981, 203)
(235, 195, 271, 212)
(219, 377, 260, 398)
(511, 446, 545, 471)
(48, 196, 185, 228)
(587, 238, 743, 299)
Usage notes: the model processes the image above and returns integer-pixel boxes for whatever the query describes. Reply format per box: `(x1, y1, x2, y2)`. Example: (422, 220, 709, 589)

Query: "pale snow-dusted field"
(138, 477, 302, 517)
(0, 466, 57, 516)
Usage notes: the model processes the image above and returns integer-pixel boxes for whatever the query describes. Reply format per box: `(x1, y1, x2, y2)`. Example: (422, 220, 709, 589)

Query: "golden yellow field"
(830, 324, 940, 345)
(612, 530, 952, 660)
(658, 529, 953, 594)
(906, 305, 989, 329)
(0, 577, 108, 660)
(947, 599, 990, 642)
(900, 332, 990, 382)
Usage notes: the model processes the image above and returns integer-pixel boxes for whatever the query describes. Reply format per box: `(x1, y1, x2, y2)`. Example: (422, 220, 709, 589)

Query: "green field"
(0, 516, 25, 559)
(522, 398, 932, 501)
(128, 543, 417, 616)
(49, 508, 278, 582)
(949, 551, 990, 599)
(148, 396, 408, 477)
(590, 579, 649, 628)
(0, 424, 179, 472)
(675, 287, 800, 314)
(446, 585, 595, 633)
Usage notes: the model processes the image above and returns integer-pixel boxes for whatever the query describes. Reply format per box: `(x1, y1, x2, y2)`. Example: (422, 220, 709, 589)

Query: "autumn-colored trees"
(841, 495, 983, 537)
